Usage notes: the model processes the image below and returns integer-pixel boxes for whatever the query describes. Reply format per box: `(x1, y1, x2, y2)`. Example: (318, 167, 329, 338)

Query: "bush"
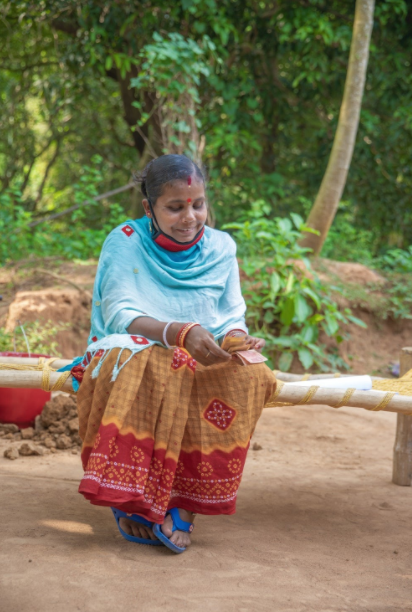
(0, 321, 69, 356)
(320, 202, 376, 265)
(224, 201, 366, 371)
(0, 158, 129, 265)
(374, 245, 412, 274)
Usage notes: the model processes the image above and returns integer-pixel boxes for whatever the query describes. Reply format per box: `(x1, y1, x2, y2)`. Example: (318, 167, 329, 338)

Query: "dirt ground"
(1, 402, 412, 612)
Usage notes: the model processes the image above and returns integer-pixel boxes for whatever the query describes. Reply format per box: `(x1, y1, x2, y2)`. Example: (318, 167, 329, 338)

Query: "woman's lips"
(176, 227, 197, 235)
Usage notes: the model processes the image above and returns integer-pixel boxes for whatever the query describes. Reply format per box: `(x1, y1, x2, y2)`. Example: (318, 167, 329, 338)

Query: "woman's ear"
(142, 199, 151, 217)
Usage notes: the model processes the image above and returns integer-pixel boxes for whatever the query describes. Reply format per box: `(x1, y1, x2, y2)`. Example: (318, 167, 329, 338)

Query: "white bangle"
(163, 321, 177, 349)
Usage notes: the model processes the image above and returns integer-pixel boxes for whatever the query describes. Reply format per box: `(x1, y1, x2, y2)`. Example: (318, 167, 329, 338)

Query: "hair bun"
(132, 170, 148, 198)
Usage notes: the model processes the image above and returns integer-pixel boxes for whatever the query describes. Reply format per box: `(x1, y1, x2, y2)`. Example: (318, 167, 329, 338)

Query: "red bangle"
(175, 323, 189, 346)
(176, 322, 200, 348)
(181, 323, 200, 348)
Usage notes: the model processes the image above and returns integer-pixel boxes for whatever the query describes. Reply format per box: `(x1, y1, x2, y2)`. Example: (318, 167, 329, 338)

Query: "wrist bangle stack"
(176, 322, 200, 348)
(163, 321, 178, 349)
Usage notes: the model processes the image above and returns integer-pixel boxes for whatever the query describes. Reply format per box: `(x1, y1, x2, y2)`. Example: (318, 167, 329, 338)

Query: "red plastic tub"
(0, 352, 52, 428)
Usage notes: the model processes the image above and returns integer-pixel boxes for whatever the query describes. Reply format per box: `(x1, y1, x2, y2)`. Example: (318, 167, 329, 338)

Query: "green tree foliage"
(1, 1, 411, 255)
(225, 201, 366, 371)
(2, 1, 412, 370)
(0, 159, 128, 262)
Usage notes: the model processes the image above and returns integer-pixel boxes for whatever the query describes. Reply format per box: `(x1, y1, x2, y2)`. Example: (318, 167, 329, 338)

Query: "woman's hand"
(221, 333, 266, 354)
(242, 335, 265, 352)
(184, 326, 232, 367)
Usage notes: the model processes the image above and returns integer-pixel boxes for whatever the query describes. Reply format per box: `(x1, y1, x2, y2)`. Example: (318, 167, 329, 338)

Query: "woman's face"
(143, 179, 207, 243)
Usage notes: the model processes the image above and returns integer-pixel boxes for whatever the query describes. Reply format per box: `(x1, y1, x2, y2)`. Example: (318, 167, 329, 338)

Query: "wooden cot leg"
(392, 347, 412, 486)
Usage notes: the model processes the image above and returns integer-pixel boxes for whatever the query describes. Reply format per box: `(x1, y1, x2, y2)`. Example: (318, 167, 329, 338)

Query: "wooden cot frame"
(0, 347, 412, 486)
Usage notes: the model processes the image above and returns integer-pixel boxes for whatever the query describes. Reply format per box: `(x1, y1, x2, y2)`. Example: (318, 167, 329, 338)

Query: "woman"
(76, 154, 276, 553)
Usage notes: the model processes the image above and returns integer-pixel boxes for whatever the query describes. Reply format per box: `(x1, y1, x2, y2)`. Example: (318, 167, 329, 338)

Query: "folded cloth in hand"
(221, 334, 251, 354)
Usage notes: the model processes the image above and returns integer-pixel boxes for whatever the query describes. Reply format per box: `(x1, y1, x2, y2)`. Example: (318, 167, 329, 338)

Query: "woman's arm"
(127, 317, 231, 367)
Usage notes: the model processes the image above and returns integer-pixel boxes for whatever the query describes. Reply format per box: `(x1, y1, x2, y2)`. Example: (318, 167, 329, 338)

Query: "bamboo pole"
(274, 371, 383, 382)
(392, 347, 412, 485)
(1, 357, 385, 383)
(0, 356, 72, 370)
(0, 370, 73, 393)
(1, 368, 411, 416)
(268, 383, 412, 416)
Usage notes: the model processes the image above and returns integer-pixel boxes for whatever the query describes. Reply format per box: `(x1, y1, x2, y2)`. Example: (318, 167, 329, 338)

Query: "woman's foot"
(161, 508, 195, 548)
(119, 517, 158, 541)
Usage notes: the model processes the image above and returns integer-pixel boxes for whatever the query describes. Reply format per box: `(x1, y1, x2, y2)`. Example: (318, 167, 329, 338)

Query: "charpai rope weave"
(0, 357, 71, 392)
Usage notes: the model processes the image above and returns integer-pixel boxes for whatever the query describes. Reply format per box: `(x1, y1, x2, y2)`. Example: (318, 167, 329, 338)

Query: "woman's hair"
(134, 154, 205, 205)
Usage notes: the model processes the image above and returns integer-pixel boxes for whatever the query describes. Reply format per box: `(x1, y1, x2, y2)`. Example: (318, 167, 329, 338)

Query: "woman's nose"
(182, 207, 196, 223)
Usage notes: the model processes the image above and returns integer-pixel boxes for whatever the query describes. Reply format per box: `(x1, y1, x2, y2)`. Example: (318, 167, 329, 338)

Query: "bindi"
(187, 198, 192, 203)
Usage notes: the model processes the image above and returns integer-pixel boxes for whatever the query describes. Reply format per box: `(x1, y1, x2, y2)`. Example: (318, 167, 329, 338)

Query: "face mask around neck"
(147, 200, 205, 252)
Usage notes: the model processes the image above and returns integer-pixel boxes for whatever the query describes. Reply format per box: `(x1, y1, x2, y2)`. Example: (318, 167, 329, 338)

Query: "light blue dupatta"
(84, 217, 247, 381)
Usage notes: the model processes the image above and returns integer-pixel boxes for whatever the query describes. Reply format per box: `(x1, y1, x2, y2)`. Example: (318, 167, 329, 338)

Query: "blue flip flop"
(111, 507, 163, 546)
(152, 507, 194, 554)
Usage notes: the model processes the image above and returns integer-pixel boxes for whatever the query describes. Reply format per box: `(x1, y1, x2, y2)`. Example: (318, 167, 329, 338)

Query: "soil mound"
(0, 394, 81, 455)
(315, 259, 386, 285)
(5, 289, 91, 358)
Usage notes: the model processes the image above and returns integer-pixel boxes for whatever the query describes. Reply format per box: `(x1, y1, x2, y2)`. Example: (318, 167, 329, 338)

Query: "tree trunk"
(299, 0, 375, 254)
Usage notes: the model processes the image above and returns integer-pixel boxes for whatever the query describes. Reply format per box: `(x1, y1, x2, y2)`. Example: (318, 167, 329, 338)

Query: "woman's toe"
(119, 518, 132, 535)
(170, 531, 190, 548)
(130, 522, 141, 538)
(141, 526, 153, 540)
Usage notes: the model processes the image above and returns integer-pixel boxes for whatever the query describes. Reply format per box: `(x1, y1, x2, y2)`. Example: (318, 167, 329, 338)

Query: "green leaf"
(347, 315, 368, 328)
(294, 294, 312, 322)
(301, 325, 315, 343)
(290, 212, 304, 229)
(298, 347, 314, 369)
(278, 218, 292, 233)
(280, 297, 295, 326)
(272, 336, 295, 347)
(278, 352, 293, 372)
(284, 272, 295, 294)
(263, 310, 275, 324)
(302, 286, 321, 309)
(323, 313, 340, 336)
(270, 272, 281, 296)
